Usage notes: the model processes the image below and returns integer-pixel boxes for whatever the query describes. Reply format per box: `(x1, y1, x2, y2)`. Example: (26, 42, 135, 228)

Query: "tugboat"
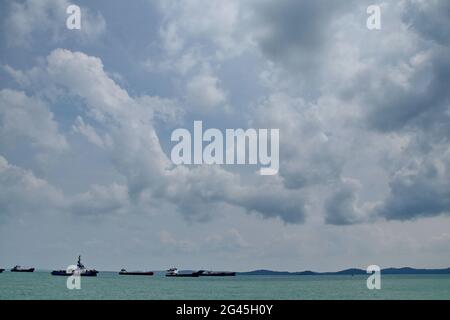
(119, 269, 154, 276)
(51, 255, 98, 277)
(11, 265, 35, 272)
(165, 268, 202, 277)
(198, 270, 236, 277)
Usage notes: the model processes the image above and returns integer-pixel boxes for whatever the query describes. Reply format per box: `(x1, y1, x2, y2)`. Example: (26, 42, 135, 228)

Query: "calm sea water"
(1, 271, 450, 300)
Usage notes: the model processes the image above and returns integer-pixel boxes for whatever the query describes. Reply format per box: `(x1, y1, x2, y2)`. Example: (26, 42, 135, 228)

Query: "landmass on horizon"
(238, 267, 450, 276)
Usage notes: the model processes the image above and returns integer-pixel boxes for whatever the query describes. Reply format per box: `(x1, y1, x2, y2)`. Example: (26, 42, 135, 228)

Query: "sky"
(1, 0, 450, 272)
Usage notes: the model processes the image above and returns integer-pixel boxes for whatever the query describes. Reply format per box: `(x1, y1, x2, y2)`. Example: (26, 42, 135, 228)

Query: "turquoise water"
(1, 272, 450, 300)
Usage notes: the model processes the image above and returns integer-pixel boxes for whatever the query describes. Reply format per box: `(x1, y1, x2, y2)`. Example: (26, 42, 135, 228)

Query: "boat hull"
(51, 270, 98, 277)
(166, 273, 201, 277)
(0, 268, 4, 273)
(119, 271, 154, 276)
(11, 268, 35, 272)
(199, 272, 236, 276)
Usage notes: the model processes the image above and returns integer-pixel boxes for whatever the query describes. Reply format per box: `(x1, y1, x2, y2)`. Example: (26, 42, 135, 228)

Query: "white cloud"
(186, 72, 226, 111)
(69, 183, 130, 217)
(72, 116, 111, 149)
(157, 0, 250, 55)
(0, 155, 64, 220)
(0, 153, 131, 221)
(7, 49, 306, 224)
(158, 229, 196, 253)
(0, 89, 68, 152)
(4, 0, 106, 47)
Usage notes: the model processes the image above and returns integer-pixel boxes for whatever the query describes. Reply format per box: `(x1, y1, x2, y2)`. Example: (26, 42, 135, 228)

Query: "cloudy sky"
(1, 0, 450, 272)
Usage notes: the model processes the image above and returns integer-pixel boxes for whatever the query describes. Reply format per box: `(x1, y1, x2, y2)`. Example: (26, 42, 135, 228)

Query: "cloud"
(69, 183, 130, 217)
(72, 116, 111, 148)
(230, 183, 306, 223)
(186, 72, 226, 111)
(325, 178, 372, 225)
(252, 0, 357, 85)
(257, 0, 450, 227)
(205, 228, 250, 250)
(158, 229, 196, 253)
(376, 152, 450, 221)
(0, 89, 68, 153)
(0, 155, 64, 220)
(0, 151, 135, 223)
(358, 47, 450, 134)
(4, 0, 106, 47)
(157, 0, 249, 55)
(150, 0, 255, 80)
(3, 0, 450, 229)
(0, 153, 130, 222)
(5, 48, 307, 224)
(316, 0, 450, 224)
(158, 228, 250, 254)
(165, 165, 307, 223)
(251, 93, 346, 191)
(152, 0, 450, 226)
(402, 0, 450, 47)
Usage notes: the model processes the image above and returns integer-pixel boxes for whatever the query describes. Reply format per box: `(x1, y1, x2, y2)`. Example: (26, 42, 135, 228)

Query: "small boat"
(0, 268, 4, 273)
(11, 265, 35, 272)
(165, 268, 201, 277)
(51, 255, 98, 277)
(119, 269, 154, 276)
(198, 270, 236, 277)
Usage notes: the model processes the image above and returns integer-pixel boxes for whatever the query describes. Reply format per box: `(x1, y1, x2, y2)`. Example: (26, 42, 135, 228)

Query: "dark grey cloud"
(253, 0, 356, 78)
(340, 0, 450, 136)
(403, 0, 450, 47)
(165, 166, 307, 223)
(230, 186, 306, 224)
(376, 158, 450, 221)
(324, 180, 365, 225)
(337, 0, 450, 223)
(360, 47, 450, 134)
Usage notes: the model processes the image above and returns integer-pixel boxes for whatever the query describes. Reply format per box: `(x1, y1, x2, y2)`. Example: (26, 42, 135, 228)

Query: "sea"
(1, 271, 450, 300)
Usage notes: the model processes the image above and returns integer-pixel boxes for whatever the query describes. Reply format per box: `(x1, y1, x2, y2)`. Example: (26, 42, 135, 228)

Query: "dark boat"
(51, 255, 98, 277)
(119, 269, 154, 276)
(0, 268, 4, 273)
(11, 265, 35, 272)
(198, 270, 236, 276)
(165, 268, 201, 277)
(51, 269, 98, 276)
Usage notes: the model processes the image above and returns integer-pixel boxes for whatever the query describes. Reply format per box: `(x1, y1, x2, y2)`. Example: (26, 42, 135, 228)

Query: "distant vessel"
(0, 268, 4, 273)
(11, 265, 35, 272)
(198, 270, 236, 277)
(119, 269, 154, 276)
(165, 268, 201, 277)
(51, 255, 98, 277)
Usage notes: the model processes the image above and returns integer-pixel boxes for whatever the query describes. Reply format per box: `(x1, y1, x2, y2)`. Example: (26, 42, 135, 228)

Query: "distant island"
(238, 267, 450, 276)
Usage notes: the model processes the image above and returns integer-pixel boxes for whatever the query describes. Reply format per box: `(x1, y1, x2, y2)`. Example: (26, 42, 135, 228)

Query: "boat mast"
(77, 255, 84, 269)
